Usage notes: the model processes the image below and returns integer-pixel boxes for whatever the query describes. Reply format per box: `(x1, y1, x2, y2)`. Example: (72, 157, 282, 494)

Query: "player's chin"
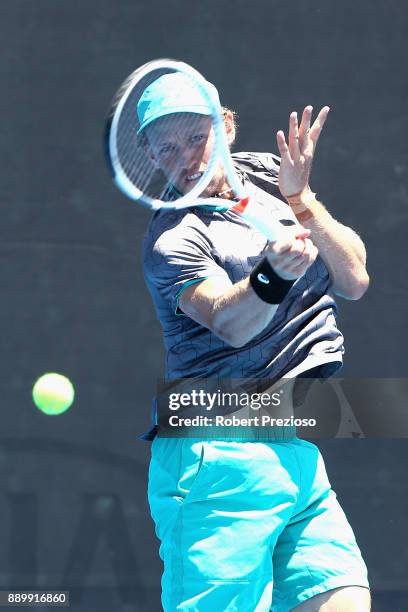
(177, 182, 195, 196)
(199, 178, 222, 198)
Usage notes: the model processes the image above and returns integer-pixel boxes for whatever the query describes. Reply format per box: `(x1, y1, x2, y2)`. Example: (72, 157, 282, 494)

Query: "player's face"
(145, 113, 229, 196)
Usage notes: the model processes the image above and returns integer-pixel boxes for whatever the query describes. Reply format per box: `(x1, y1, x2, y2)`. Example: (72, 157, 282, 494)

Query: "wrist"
(285, 188, 319, 221)
(249, 256, 295, 304)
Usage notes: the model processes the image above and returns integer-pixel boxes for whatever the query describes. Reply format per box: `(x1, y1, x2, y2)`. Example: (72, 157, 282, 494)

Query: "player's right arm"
(179, 225, 317, 347)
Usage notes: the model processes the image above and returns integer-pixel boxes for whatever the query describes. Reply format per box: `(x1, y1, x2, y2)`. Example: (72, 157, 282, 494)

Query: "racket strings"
(116, 68, 178, 199)
(115, 68, 165, 196)
(109, 64, 224, 207)
(119, 85, 214, 202)
(119, 84, 157, 189)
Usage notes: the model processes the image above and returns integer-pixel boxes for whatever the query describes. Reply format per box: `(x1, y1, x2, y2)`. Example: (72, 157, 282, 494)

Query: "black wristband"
(249, 256, 295, 304)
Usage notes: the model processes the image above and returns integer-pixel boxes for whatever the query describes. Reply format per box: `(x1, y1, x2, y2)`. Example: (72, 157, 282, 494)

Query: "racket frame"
(106, 58, 284, 241)
(107, 58, 246, 210)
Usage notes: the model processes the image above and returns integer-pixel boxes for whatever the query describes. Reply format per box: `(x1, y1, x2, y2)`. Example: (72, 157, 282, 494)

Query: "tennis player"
(141, 73, 371, 611)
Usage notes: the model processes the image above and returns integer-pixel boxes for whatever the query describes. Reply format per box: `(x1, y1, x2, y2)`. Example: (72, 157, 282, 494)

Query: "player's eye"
(190, 133, 206, 144)
(159, 144, 177, 156)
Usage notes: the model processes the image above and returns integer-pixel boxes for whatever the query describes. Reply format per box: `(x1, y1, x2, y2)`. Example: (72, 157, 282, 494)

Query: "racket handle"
(233, 197, 282, 242)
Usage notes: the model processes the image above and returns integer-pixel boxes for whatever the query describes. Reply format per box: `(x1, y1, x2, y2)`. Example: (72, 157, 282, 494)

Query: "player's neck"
(214, 186, 234, 199)
(212, 177, 235, 199)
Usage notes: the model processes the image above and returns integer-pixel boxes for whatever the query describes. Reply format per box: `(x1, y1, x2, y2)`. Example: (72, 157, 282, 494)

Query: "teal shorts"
(148, 437, 369, 611)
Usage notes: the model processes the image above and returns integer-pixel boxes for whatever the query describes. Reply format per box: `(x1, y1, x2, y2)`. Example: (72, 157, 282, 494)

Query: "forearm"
(211, 277, 279, 347)
(294, 198, 369, 300)
(276, 105, 369, 300)
(180, 227, 316, 348)
(181, 275, 279, 347)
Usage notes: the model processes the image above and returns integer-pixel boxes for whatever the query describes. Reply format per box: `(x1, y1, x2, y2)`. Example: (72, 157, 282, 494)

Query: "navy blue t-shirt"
(142, 152, 344, 437)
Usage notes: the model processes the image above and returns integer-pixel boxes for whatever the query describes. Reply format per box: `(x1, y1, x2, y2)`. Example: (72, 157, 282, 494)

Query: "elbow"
(336, 270, 370, 301)
(224, 334, 250, 348)
(211, 314, 252, 348)
(350, 269, 370, 300)
(213, 324, 251, 348)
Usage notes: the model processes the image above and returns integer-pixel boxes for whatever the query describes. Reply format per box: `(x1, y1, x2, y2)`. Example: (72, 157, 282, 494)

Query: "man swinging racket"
(139, 71, 371, 611)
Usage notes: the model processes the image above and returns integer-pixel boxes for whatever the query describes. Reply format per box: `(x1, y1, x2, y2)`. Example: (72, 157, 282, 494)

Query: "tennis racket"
(104, 58, 284, 241)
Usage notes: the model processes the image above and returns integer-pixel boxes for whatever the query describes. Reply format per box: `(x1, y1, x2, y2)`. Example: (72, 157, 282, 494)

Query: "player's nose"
(178, 147, 197, 169)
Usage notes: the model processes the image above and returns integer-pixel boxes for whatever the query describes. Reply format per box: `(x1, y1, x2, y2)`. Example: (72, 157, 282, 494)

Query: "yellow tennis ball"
(32, 373, 75, 415)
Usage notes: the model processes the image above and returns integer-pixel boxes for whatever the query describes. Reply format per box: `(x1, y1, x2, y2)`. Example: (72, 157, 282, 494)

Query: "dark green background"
(0, 1, 406, 610)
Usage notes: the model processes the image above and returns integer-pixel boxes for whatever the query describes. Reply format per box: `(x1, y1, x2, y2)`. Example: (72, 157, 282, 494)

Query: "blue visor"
(137, 72, 220, 133)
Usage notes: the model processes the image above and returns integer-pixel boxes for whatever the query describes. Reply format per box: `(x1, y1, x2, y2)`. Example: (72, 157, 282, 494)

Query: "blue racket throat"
(200, 204, 230, 212)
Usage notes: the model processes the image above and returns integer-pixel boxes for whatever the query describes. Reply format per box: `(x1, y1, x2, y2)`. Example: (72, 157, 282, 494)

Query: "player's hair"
(222, 106, 238, 146)
(137, 106, 238, 148)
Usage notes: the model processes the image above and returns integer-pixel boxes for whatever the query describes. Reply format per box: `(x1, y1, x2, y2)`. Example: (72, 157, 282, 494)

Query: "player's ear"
(223, 109, 236, 146)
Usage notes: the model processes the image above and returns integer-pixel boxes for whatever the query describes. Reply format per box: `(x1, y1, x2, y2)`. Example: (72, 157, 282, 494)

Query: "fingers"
(267, 227, 318, 280)
(288, 239, 318, 269)
(282, 105, 330, 152)
(276, 130, 292, 165)
(281, 238, 310, 264)
(276, 239, 318, 279)
(269, 227, 311, 255)
(288, 112, 301, 162)
(309, 106, 330, 145)
(294, 227, 311, 240)
(298, 105, 313, 145)
(277, 106, 329, 199)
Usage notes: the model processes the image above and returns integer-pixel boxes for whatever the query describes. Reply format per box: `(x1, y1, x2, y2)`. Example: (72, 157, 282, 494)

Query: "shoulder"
(232, 151, 281, 177)
(142, 208, 213, 269)
(232, 151, 283, 200)
(144, 208, 205, 242)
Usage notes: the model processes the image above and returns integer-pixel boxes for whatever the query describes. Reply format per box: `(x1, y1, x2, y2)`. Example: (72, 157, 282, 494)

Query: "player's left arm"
(288, 198, 368, 300)
(276, 106, 369, 301)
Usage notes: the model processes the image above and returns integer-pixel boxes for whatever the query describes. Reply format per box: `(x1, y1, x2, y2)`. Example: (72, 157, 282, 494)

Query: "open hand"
(276, 106, 329, 198)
